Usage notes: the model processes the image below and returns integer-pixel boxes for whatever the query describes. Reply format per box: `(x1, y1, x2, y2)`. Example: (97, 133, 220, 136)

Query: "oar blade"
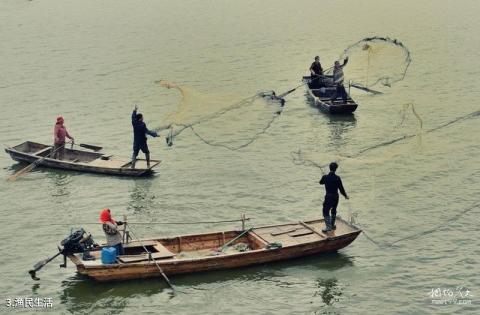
(7, 163, 36, 181)
(350, 83, 383, 95)
(79, 143, 103, 151)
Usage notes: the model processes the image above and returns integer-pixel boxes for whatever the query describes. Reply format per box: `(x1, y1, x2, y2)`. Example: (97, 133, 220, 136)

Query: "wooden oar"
(349, 83, 383, 95)
(77, 143, 103, 152)
(7, 144, 65, 181)
(127, 226, 177, 295)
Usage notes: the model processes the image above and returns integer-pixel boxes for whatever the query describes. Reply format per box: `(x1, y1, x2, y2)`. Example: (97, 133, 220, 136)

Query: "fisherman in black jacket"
(319, 162, 349, 232)
(131, 104, 158, 168)
(309, 56, 324, 89)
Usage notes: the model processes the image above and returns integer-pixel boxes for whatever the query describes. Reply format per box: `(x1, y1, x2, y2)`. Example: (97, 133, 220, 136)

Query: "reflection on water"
(60, 275, 173, 314)
(31, 283, 40, 295)
(47, 171, 72, 198)
(58, 252, 354, 314)
(127, 178, 156, 214)
(61, 277, 131, 315)
(314, 278, 342, 306)
(327, 115, 357, 151)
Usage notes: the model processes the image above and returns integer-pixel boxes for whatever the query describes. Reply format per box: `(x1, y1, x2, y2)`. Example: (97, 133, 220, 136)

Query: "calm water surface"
(0, 0, 479, 314)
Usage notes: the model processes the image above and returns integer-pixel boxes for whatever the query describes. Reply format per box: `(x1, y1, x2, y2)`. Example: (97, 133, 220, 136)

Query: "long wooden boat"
(5, 141, 160, 177)
(302, 76, 358, 114)
(68, 218, 361, 281)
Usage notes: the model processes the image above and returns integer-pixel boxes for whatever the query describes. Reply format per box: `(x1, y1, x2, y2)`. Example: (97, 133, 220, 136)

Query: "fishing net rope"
(154, 80, 285, 151)
(334, 36, 412, 90)
(291, 109, 479, 172)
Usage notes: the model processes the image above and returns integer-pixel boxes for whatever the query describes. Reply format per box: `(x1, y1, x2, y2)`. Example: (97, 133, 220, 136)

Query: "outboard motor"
(28, 228, 97, 281)
(61, 228, 96, 255)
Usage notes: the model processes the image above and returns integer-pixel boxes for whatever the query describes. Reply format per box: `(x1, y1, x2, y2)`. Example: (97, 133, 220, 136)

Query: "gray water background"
(0, 0, 479, 314)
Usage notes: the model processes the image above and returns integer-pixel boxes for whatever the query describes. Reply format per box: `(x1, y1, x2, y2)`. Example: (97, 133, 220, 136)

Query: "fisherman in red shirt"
(53, 116, 74, 160)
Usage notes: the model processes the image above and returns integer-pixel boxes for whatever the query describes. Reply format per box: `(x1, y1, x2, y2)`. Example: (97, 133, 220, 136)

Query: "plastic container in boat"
(101, 247, 117, 264)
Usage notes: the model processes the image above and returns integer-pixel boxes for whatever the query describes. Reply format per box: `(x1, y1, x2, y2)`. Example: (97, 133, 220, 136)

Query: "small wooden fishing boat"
(5, 141, 160, 177)
(302, 76, 358, 114)
(66, 218, 361, 281)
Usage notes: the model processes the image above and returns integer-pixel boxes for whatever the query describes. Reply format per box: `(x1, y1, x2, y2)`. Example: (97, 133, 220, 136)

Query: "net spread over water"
(340, 36, 412, 89)
(155, 80, 284, 150)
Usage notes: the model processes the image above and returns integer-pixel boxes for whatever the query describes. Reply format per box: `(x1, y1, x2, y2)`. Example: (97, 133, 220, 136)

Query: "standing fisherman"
(309, 56, 324, 89)
(53, 116, 74, 160)
(99, 208, 125, 256)
(332, 57, 349, 103)
(131, 104, 158, 168)
(319, 162, 349, 232)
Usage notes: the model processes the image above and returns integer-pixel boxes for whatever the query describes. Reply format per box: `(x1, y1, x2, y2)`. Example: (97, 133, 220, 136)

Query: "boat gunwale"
(72, 219, 362, 270)
(73, 233, 361, 271)
(302, 76, 358, 113)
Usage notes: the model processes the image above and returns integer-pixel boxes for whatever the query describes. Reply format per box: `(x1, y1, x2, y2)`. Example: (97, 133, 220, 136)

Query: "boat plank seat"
(34, 147, 52, 156)
(289, 230, 314, 237)
(118, 242, 175, 263)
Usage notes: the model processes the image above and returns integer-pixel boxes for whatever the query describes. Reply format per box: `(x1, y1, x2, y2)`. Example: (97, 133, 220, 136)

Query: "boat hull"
(303, 76, 358, 114)
(69, 219, 361, 281)
(79, 234, 359, 281)
(5, 141, 159, 177)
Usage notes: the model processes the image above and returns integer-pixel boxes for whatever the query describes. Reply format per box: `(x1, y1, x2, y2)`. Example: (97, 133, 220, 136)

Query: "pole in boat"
(219, 227, 253, 252)
(127, 226, 176, 294)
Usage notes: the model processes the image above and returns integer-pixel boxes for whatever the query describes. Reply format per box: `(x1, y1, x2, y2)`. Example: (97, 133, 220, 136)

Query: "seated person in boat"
(100, 208, 125, 256)
(332, 57, 349, 103)
(319, 162, 349, 232)
(309, 56, 324, 89)
(53, 116, 74, 160)
(131, 104, 158, 168)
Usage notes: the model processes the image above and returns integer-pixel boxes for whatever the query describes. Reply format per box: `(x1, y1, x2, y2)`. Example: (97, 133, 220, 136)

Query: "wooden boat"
(5, 141, 160, 176)
(68, 218, 361, 281)
(302, 76, 358, 114)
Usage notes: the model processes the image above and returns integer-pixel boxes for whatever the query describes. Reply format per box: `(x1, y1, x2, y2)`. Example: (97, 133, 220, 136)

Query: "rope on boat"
(46, 217, 251, 226)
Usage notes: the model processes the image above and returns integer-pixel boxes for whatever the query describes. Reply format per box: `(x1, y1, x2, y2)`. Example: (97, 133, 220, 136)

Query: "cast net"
(154, 80, 285, 150)
(336, 36, 412, 90)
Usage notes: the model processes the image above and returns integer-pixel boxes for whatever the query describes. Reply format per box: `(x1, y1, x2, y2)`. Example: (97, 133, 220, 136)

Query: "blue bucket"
(101, 247, 117, 264)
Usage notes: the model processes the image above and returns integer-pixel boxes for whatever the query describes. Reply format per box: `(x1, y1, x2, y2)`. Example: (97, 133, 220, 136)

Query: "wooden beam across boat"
(4, 141, 160, 177)
(67, 217, 361, 282)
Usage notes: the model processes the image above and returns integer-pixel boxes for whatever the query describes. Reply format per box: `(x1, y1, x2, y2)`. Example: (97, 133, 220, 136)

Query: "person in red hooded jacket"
(99, 208, 124, 256)
(53, 116, 74, 160)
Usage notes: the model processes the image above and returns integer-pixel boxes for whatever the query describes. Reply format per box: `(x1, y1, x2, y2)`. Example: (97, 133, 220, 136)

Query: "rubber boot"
(131, 154, 137, 169)
(146, 153, 150, 168)
(331, 215, 337, 230)
(322, 216, 332, 232)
